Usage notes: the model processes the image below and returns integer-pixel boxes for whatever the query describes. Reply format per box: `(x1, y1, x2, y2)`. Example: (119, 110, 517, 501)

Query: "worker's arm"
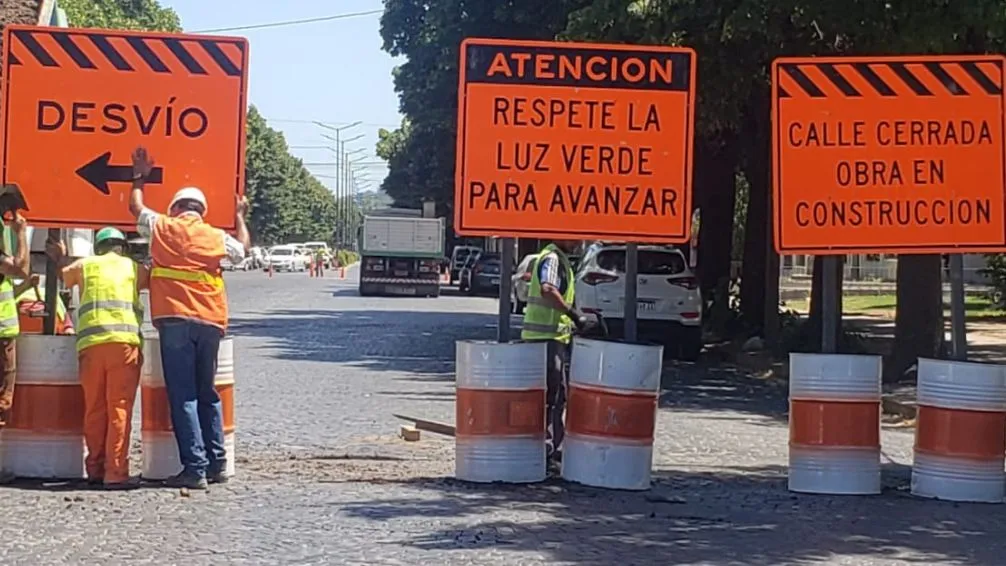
(0, 213, 29, 279)
(537, 254, 576, 317)
(128, 146, 154, 219)
(233, 195, 251, 255)
(136, 263, 150, 291)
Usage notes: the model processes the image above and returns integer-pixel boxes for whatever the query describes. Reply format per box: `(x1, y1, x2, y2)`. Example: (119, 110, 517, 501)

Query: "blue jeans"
(157, 319, 226, 478)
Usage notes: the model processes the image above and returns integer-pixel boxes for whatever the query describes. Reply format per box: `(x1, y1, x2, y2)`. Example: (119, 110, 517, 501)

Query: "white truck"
(359, 214, 444, 297)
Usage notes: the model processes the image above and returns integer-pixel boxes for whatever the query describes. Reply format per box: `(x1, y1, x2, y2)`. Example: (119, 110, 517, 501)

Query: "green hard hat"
(95, 227, 127, 245)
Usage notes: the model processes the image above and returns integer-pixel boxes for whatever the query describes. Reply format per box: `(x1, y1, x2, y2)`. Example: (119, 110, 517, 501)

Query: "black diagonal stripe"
(888, 63, 932, 96)
(162, 38, 206, 75)
(959, 61, 1002, 95)
(198, 40, 241, 77)
(126, 37, 169, 72)
(781, 64, 825, 97)
(51, 32, 96, 69)
(816, 63, 861, 96)
(852, 63, 895, 96)
(12, 30, 58, 67)
(923, 62, 967, 95)
(88, 35, 133, 71)
(778, 85, 791, 98)
(8, 53, 20, 65)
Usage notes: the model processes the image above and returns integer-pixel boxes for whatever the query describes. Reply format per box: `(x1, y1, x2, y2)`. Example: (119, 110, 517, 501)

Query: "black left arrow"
(75, 152, 163, 195)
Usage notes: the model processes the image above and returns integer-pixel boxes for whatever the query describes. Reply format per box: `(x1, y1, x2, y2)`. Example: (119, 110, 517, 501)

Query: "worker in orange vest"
(127, 146, 250, 490)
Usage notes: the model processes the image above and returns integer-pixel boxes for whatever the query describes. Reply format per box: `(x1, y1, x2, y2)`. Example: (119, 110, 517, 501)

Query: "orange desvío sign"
(772, 56, 1006, 254)
(1, 26, 249, 231)
(455, 39, 696, 243)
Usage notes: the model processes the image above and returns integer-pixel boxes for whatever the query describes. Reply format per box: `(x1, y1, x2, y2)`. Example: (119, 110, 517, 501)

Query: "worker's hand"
(27, 274, 40, 288)
(568, 307, 589, 332)
(45, 239, 66, 261)
(235, 195, 249, 217)
(131, 147, 155, 179)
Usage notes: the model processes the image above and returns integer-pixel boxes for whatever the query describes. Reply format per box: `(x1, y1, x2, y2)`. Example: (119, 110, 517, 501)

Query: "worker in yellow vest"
(521, 240, 589, 474)
(0, 213, 29, 436)
(48, 227, 145, 489)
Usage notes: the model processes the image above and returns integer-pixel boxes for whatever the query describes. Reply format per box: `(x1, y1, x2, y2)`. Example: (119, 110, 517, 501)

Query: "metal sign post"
(948, 254, 967, 360)
(42, 229, 60, 335)
(498, 237, 515, 342)
(624, 243, 639, 342)
(820, 256, 840, 353)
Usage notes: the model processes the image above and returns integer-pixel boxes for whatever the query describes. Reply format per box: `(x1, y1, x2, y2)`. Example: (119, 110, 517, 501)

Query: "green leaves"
(60, 0, 181, 32)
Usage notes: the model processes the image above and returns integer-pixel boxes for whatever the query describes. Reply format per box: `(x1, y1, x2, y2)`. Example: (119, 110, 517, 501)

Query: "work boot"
(207, 471, 229, 485)
(104, 478, 141, 491)
(165, 471, 208, 490)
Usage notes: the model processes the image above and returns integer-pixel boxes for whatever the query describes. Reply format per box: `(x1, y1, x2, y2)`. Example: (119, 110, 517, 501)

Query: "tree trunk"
(696, 136, 739, 296)
(739, 87, 772, 333)
(888, 255, 943, 382)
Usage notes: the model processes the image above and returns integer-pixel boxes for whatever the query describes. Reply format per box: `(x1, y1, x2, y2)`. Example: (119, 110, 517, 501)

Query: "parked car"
(459, 252, 504, 295)
(510, 253, 537, 314)
(575, 245, 702, 360)
(266, 245, 307, 272)
(449, 246, 481, 284)
(221, 256, 253, 271)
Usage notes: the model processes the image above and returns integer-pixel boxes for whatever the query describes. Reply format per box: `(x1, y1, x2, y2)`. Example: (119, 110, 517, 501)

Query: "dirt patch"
(0, 0, 41, 79)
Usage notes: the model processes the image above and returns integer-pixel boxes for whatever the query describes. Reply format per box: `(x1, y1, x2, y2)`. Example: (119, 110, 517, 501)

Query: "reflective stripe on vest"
(76, 254, 141, 352)
(150, 266, 224, 288)
(521, 244, 575, 344)
(0, 279, 19, 338)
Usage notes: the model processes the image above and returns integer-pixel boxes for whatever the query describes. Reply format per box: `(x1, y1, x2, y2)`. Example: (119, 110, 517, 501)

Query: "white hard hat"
(168, 187, 208, 215)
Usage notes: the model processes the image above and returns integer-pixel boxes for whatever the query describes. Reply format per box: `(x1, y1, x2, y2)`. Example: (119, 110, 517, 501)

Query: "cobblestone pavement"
(1, 268, 1004, 565)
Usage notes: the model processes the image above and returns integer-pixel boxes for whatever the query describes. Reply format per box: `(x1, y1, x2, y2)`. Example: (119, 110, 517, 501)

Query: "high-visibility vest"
(521, 244, 575, 344)
(149, 214, 228, 330)
(76, 253, 141, 352)
(0, 278, 19, 339)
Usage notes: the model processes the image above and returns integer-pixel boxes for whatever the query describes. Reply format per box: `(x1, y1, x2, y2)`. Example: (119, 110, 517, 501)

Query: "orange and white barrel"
(140, 336, 236, 480)
(912, 358, 1006, 502)
(788, 353, 882, 494)
(0, 335, 85, 478)
(562, 337, 663, 490)
(455, 340, 546, 483)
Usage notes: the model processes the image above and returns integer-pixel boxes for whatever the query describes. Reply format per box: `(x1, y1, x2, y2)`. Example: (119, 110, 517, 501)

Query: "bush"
(980, 254, 1006, 307)
(335, 249, 359, 267)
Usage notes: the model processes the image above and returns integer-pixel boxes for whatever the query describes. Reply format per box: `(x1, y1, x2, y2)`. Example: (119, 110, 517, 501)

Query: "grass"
(784, 294, 1006, 319)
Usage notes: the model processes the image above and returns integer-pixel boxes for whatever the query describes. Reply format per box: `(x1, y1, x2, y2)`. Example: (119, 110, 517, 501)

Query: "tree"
(379, 0, 592, 226)
(60, 0, 181, 31)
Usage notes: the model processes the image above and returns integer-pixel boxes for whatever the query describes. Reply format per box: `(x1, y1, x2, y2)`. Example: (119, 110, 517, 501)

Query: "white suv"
(575, 244, 702, 360)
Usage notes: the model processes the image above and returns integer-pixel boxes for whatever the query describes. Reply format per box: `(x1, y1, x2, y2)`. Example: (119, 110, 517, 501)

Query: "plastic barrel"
(455, 340, 547, 483)
(0, 335, 85, 478)
(912, 358, 1006, 503)
(562, 337, 663, 490)
(788, 353, 882, 495)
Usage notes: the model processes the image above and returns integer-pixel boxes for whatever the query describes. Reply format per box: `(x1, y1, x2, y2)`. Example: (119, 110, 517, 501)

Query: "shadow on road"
(336, 463, 1003, 565)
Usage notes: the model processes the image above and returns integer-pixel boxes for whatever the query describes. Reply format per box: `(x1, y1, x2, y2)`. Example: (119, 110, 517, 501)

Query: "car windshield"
(595, 249, 686, 275)
(272, 249, 292, 256)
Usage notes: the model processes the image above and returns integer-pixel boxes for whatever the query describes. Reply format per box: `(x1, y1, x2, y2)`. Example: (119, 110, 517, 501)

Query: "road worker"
(0, 213, 29, 443)
(47, 228, 144, 489)
(520, 240, 589, 475)
(314, 248, 326, 277)
(127, 146, 250, 490)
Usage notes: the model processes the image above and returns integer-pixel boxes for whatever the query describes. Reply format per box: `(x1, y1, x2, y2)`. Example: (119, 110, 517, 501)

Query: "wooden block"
(399, 425, 421, 442)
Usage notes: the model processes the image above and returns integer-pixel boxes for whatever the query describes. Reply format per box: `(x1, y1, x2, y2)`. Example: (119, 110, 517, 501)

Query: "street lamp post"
(346, 154, 370, 245)
(315, 121, 361, 246)
(336, 137, 364, 245)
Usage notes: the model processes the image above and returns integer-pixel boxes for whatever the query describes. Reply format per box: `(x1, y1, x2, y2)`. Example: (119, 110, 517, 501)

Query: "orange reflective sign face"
(772, 55, 1006, 255)
(455, 38, 696, 243)
(1, 25, 249, 230)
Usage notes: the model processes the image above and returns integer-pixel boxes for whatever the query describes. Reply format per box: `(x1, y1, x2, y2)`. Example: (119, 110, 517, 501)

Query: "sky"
(163, 0, 402, 194)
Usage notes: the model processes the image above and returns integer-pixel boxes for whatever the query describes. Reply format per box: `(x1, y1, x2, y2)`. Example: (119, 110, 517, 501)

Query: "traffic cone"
(268, 263, 273, 278)
(339, 267, 346, 280)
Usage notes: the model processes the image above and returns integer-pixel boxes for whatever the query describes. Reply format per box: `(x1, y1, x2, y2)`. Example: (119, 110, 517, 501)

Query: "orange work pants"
(79, 343, 141, 484)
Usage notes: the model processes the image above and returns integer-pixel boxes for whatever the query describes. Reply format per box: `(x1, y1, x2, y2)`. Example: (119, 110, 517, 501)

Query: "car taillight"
(520, 272, 532, 282)
(669, 276, 698, 290)
(583, 272, 618, 286)
(681, 311, 700, 319)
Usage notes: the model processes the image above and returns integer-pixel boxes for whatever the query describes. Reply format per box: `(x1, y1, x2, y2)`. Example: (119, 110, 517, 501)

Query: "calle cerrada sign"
(1, 25, 249, 230)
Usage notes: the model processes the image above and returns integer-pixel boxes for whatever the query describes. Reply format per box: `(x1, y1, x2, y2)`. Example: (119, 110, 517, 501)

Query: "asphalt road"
(0, 267, 1002, 565)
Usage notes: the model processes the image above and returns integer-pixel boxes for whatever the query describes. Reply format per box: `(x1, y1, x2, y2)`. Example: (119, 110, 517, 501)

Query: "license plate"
(394, 270, 408, 276)
(638, 301, 655, 311)
(387, 286, 417, 295)
(491, 278, 500, 285)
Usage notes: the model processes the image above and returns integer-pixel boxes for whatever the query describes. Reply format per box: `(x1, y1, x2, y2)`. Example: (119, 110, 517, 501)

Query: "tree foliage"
(63, 0, 342, 246)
